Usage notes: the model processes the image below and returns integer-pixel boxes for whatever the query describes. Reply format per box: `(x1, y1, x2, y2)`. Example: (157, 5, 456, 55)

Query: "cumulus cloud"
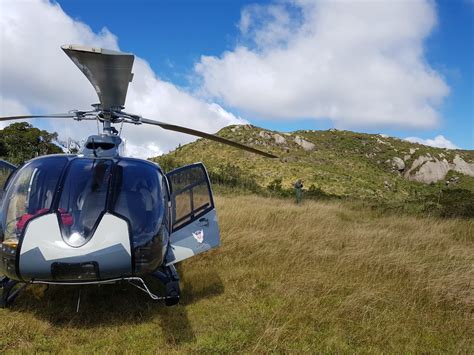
(196, 0, 449, 129)
(404, 135, 460, 150)
(0, 0, 245, 158)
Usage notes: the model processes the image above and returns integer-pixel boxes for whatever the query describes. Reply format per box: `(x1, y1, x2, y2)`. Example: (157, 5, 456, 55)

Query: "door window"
(167, 163, 213, 230)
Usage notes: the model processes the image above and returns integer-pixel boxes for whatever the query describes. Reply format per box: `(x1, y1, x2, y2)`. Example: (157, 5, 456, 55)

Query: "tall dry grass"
(208, 195, 473, 352)
(0, 194, 472, 352)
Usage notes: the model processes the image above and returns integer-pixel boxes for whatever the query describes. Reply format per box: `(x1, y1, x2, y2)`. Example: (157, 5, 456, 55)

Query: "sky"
(0, 0, 473, 157)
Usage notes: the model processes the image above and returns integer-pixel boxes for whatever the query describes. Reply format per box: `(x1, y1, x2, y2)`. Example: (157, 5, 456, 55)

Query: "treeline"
(0, 122, 62, 165)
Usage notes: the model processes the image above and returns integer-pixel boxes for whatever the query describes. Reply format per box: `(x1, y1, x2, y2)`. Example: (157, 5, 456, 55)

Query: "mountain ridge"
(153, 124, 474, 217)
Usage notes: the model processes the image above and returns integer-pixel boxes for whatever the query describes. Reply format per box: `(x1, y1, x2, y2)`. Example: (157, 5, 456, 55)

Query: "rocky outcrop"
(259, 131, 287, 145)
(451, 155, 474, 177)
(294, 136, 315, 151)
(407, 158, 450, 184)
(404, 154, 474, 184)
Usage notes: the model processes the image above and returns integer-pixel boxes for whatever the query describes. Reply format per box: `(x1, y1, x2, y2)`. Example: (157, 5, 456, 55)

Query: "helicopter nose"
(17, 213, 132, 282)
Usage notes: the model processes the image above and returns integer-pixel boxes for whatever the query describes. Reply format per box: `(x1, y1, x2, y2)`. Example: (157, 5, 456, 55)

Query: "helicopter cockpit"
(0, 155, 169, 281)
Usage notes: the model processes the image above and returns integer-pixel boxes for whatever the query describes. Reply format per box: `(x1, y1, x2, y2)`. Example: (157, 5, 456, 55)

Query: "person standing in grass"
(294, 179, 304, 205)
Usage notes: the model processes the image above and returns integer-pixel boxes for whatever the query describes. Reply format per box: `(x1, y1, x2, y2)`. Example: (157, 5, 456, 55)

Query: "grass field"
(1, 194, 473, 353)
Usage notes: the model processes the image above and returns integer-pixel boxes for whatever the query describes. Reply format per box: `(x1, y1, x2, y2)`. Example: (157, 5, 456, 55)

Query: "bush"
(267, 178, 283, 192)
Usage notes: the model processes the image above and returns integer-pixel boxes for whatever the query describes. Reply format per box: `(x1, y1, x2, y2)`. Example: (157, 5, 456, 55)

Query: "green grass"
(1, 194, 472, 353)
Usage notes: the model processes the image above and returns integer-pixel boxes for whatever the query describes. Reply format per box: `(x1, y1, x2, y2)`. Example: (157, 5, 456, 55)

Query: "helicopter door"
(0, 160, 17, 201)
(166, 163, 220, 265)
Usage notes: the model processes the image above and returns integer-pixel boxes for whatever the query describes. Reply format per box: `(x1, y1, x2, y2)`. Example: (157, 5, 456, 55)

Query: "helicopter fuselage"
(0, 136, 220, 295)
(1, 153, 170, 283)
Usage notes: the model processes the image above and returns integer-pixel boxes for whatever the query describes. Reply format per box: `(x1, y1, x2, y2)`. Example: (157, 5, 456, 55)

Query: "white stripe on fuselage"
(21, 213, 131, 260)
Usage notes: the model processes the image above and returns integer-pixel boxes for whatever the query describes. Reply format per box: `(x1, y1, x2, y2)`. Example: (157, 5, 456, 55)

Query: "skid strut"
(0, 276, 27, 308)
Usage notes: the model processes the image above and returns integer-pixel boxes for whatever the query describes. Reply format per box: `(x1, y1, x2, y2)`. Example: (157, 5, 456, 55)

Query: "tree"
(0, 122, 63, 165)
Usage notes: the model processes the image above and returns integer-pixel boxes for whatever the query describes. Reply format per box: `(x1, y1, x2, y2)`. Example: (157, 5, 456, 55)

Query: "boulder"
(405, 155, 450, 183)
(273, 133, 286, 144)
(294, 136, 315, 151)
(451, 155, 474, 177)
(391, 157, 405, 171)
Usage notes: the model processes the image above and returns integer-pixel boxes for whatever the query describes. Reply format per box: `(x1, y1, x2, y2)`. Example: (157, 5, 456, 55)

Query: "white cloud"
(0, 96, 32, 129)
(0, 0, 245, 159)
(404, 135, 460, 149)
(196, 0, 449, 129)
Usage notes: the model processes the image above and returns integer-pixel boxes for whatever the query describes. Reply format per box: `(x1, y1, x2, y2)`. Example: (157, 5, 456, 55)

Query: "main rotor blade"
(0, 113, 78, 122)
(141, 118, 278, 158)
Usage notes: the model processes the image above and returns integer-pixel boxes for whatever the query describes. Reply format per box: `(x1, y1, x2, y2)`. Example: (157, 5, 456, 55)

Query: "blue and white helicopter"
(0, 45, 275, 308)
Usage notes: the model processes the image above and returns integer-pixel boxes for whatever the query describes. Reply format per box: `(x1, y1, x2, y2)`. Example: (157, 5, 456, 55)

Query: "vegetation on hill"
(153, 125, 474, 218)
(1, 194, 472, 352)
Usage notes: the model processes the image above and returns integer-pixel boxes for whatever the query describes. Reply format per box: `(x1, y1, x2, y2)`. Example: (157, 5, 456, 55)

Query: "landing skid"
(0, 265, 181, 309)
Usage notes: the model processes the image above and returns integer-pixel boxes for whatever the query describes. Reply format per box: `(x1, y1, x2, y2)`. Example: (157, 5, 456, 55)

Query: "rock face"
(452, 155, 474, 177)
(294, 136, 315, 151)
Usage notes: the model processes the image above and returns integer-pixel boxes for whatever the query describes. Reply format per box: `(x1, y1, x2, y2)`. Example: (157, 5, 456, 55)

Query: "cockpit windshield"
(1, 156, 165, 257)
(111, 159, 164, 246)
(1, 157, 68, 245)
(58, 159, 113, 246)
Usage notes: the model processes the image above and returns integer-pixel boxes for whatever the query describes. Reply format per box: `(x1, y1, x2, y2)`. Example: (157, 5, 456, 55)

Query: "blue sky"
(1, 0, 473, 154)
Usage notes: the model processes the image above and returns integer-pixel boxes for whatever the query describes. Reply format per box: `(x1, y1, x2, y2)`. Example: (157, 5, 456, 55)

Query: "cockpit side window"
(58, 159, 113, 246)
(1, 157, 68, 244)
(0, 160, 16, 190)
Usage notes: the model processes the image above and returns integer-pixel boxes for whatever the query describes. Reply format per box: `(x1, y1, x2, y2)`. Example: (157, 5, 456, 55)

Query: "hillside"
(1, 195, 472, 352)
(153, 125, 474, 217)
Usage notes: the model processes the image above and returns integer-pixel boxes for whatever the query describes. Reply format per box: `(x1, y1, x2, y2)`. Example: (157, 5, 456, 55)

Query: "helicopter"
(0, 44, 276, 308)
